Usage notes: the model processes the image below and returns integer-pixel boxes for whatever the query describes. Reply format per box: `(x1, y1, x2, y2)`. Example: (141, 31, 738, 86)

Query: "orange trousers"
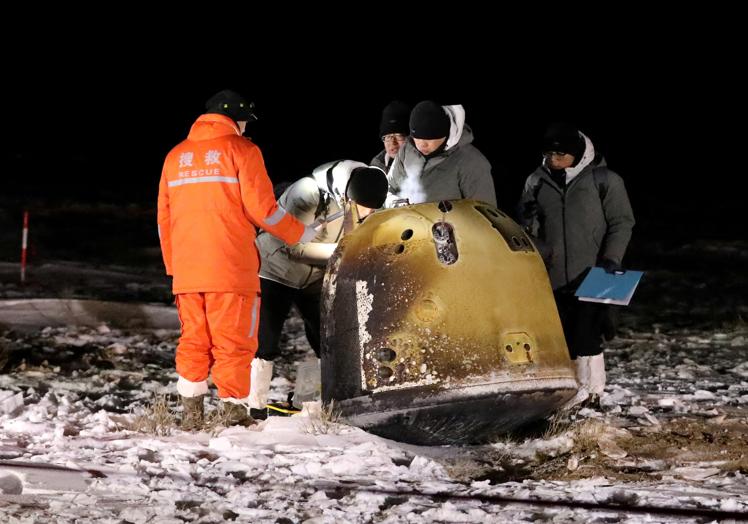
(175, 292, 260, 399)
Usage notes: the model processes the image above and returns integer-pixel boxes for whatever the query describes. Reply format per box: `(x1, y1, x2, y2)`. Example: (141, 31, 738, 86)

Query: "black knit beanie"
(542, 122, 584, 159)
(379, 100, 411, 137)
(409, 101, 450, 139)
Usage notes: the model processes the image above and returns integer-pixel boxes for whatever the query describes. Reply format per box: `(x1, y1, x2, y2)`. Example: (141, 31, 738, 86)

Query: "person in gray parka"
(519, 122, 635, 408)
(386, 100, 496, 207)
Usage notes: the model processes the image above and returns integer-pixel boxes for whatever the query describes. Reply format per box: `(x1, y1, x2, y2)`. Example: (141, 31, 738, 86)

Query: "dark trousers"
(554, 288, 607, 359)
(257, 278, 321, 360)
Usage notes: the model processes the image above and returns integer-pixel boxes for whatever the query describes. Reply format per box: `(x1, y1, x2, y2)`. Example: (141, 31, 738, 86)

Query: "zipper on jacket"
(562, 193, 569, 285)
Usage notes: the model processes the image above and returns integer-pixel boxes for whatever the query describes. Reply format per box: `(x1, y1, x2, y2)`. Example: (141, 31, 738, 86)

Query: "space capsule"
(321, 199, 577, 445)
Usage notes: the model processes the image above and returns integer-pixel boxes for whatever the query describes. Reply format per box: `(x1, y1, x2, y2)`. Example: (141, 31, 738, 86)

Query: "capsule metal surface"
(321, 199, 576, 445)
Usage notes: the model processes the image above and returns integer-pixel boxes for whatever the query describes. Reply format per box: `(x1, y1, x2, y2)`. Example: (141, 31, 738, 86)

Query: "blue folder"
(574, 267, 644, 306)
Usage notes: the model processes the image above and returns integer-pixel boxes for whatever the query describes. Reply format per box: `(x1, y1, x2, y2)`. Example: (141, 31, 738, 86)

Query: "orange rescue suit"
(158, 113, 305, 399)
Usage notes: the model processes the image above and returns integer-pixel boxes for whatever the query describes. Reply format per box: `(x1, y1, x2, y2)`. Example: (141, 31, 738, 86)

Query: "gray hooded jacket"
(519, 134, 635, 290)
(387, 105, 496, 206)
(256, 160, 366, 289)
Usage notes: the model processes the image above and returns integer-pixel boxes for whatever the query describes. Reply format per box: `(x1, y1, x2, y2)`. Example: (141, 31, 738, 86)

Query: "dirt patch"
(619, 417, 748, 465)
(543, 416, 748, 482)
(442, 415, 748, 485)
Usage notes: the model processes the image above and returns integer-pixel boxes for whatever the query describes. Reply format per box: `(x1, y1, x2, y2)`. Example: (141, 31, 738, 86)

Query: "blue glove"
(600, 258, 623, 274)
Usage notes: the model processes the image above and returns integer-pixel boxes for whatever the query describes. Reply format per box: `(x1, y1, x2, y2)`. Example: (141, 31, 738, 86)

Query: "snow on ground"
(0, 239, 746, 522)
(1, 315, 746, 523)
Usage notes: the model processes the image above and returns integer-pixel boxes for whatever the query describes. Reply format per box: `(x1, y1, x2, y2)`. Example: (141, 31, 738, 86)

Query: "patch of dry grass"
(570, 418, 608, 453)
(443, 456, 486, 482)
(303, 400, 343, 435)
(720, 457, 748, 473)
(542, 408, 578, 440)
(127, 395, 177, 436)
(443, 446, 521, 483)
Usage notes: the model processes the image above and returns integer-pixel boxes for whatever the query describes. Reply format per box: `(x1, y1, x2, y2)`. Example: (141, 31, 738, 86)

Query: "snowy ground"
(0, 240, 747, 522)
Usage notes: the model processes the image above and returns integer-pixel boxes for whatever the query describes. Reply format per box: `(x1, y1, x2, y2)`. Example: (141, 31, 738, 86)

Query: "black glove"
(599, 258, 623, 274)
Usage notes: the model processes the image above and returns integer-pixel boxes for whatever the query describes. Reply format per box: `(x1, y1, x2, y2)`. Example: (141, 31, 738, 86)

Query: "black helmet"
(205, 89, 257, 122)
(346, 167, 389, 209)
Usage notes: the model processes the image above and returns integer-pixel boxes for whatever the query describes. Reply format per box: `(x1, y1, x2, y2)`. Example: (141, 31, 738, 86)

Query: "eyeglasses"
(382, 134, 407, 143)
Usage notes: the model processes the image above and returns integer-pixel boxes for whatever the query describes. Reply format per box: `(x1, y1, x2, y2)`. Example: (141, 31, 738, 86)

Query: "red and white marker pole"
(20, 210, 29, 283)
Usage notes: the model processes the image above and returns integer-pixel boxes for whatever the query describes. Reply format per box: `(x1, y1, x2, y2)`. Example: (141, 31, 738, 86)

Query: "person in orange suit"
(157, 89, 314, 429)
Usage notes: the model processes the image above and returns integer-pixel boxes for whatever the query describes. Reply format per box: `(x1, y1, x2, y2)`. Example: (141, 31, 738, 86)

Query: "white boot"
(248, 358, 274, 410)
(576, 356, 591, 389)
(176, 376, 209, 397)
(564, 357, 591, 409)
(588, 353, 606, 396)
(293, 357, 322, 406)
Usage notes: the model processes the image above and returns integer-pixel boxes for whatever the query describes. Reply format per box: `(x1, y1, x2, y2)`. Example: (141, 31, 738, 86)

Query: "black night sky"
(3, 26, 743, 244)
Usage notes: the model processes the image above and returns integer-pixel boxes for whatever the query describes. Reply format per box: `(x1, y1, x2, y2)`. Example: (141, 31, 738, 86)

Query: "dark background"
(2, 26, 744, 253)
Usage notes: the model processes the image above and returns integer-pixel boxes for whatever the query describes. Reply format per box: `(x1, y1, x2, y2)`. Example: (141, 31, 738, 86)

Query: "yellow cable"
(266, 404, 300, 415)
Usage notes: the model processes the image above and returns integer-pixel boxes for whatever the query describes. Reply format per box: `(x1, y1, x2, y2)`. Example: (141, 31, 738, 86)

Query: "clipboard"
(575, 267, 644, 306)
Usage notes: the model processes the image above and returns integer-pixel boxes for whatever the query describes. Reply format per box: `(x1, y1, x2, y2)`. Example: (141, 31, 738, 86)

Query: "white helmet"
(312, 160, 367, 204)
